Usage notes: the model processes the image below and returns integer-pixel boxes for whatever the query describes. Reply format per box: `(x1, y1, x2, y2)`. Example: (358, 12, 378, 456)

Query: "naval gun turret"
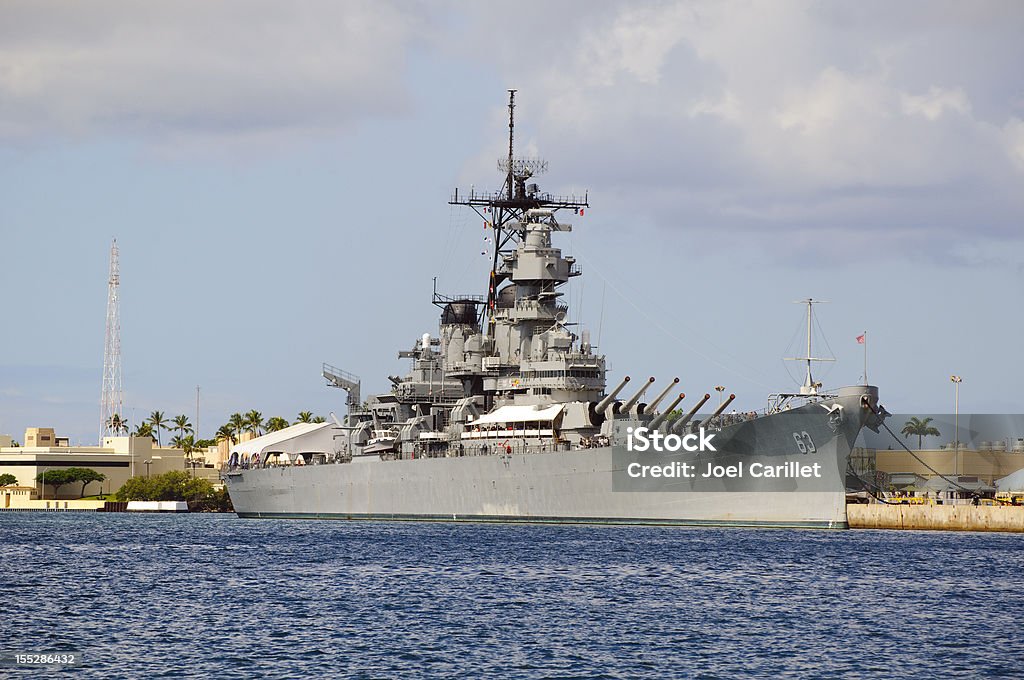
(670, 393, 712, 434)
(642, 377, 680, 415)
(701, 394, 736, 428)
(595, 376, 631, 415)
(618, 376, 656, 415)
(648, 392, 686, 430)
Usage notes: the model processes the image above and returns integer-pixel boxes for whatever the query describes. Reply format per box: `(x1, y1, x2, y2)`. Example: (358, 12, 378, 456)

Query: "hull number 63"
(793, 431, 816, 454)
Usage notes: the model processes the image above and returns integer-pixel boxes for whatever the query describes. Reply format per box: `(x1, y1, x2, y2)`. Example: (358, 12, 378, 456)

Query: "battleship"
(224, 92, 888, 528)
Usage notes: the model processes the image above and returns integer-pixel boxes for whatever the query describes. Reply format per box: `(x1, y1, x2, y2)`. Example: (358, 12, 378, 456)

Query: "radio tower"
(100, 238, 123, 442)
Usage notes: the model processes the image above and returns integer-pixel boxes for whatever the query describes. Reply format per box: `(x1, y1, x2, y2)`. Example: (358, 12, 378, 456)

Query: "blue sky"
(2, 1, 1022, 444)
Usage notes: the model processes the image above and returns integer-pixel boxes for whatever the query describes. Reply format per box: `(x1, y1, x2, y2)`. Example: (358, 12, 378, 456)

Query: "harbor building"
(0, 428, 190, 500)
(853, 439, 1024, 499)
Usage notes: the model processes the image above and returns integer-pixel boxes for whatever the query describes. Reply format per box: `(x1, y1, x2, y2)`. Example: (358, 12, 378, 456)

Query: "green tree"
(244, 410, 264, 436)
(148, 410, 169, 447)
(107, 413, 128, 435)
(115, 470, 214, 505)
(901, 417, 941, 450)
(228, 413, 246, 439)
(132, 422, 156, 442)
(216, 424, 237, 446)
(179, 434, 200, 474)
(37, 469, 74, 496)
(0, 473, 18, 486)
(64, 467, 106, 498)
(295, 411, 314, 424)
(266, 416, 290, 432)
(311, 416, 326, 423)
(172, 414, 193, 441)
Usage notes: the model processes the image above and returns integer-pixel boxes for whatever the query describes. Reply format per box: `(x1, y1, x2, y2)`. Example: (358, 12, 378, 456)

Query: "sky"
(1, 0, 1022, 445)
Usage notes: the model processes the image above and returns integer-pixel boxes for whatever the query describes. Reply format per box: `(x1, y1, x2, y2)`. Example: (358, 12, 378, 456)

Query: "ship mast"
(448, 90, 589, 336)
(785, 298, 835, 396)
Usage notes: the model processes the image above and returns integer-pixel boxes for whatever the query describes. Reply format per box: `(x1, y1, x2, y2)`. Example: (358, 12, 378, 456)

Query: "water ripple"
(1, 514, 1021, 678)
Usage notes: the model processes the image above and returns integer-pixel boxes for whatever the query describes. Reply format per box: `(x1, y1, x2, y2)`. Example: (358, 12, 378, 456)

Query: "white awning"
(231, 422, 338, 462)
(997, 469, 1024, 491)
(470, 404, 564, 426)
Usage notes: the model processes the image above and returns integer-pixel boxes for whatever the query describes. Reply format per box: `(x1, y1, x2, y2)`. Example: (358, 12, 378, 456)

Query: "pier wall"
(848, 503, 1024, 532)
(0, 498, 107, 512)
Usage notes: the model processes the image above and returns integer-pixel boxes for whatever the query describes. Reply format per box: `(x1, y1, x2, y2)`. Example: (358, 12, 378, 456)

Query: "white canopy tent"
(996, 468, 1024, 492)
(470, 404, 564, 426)
(230, 422, 339, 466)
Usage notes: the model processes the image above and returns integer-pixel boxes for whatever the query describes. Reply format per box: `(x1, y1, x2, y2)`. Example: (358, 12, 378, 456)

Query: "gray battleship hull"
(225, 389, 876, 529)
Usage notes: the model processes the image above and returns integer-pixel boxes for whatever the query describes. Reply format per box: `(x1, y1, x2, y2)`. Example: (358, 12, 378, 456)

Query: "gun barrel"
(705, 394, 736, 423)
(648, 393, 686, 430)
(595, 376, 631, 413)
(671, 393, 712, 433)
(643, 377, 680, 414)
(619, 376, 656, 413)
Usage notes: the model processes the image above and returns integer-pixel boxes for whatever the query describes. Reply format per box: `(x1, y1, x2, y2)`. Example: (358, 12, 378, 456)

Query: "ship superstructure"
(224, 92, 887, 528)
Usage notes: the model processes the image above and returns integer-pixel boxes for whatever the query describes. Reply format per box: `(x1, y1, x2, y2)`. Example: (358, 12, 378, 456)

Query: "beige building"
(0, 428, 191, 499)
(861, 445, 1024, 487)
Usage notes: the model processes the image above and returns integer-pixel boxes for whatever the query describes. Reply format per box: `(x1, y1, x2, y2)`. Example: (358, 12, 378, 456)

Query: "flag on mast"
(856, 334, 865, 344)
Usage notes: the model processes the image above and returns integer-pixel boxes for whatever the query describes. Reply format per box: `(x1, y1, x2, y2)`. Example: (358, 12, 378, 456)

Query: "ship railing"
(451, 187, 590, 206)
(433, 292, 487, 304)
(322, 362, 359, 383)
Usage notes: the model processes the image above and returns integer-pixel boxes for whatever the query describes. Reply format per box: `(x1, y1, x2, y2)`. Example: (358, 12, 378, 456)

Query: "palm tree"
(228, 413, 246, 439)
(901, 416, 941, 450)
(311, 416, 326, 423)
(180, 434, 196, 473)
(172, 414, 193, 442)
(245, 410, 264, 436)
(132, 422, 156, 442)
(295, 411, 314, 424)
(266, 416, 290, 433)
(216, 424, 237, 446)
(148, 410, 169, 447)
(107, 413, 128, 435)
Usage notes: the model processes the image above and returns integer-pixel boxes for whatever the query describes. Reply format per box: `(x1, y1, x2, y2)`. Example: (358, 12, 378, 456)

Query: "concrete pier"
(848, 504, 1024, 533)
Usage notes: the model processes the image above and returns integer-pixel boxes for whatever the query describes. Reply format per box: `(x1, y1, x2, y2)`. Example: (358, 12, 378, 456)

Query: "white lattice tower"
(100, 238, 123, 441)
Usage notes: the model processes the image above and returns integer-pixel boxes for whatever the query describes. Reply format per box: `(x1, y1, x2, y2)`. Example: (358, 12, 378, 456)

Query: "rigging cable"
(866, 402, 980, 496)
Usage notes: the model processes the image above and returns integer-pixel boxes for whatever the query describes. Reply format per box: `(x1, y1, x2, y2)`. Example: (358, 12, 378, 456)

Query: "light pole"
(951, 375, 962, 478)
(715, 385, 725, 407)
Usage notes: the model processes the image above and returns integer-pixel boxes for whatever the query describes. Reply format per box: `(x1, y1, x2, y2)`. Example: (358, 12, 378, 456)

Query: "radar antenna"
(448, 91, 589, 335)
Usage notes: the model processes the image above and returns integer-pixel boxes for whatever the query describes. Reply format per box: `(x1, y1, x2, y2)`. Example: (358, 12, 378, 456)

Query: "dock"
(848, 503, 1024, 532)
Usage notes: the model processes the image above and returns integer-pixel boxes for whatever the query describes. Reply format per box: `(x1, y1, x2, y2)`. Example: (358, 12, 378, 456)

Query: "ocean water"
(1, 514, 1021, 678)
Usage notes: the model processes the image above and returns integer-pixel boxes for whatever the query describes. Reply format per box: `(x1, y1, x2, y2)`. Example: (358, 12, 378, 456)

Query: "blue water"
(1, 514, 1021, 678)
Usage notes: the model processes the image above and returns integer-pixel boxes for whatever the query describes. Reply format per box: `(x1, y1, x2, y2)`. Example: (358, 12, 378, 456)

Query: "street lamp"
(715, 385, 725, 407)
(951, 375, 962, 478)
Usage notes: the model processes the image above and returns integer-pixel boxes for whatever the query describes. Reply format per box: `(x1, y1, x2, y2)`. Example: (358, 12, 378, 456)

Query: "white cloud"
(445, 1, 1024, 260)
(2, 0, 1021, 260)
(1005, 117, 1024, 170)
(0, 0, 424, 144)
(901, 86, 971, 120)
